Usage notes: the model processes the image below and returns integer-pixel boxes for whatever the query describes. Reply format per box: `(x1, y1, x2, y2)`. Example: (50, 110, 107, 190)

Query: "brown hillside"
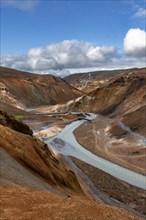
(64, 68, 138, 92)
(0, 188, 143, 220)
(54, 68, 146, 117)
(0, 111, 82, 194)
(0, 101, 28, 115)
(89, 68, 146, 116)
(0, 66, 83, 109)
(120, 105, 146, 136)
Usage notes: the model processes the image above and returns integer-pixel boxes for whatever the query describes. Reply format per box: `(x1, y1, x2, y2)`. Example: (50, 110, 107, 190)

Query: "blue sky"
(1, 0, 146, 75)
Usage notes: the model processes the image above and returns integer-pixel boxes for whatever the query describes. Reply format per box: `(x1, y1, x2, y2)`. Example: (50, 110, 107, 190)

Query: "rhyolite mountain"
(50, 68, 146, 118)
(64, 68, 139, 92)
(0, 66, 84, 109)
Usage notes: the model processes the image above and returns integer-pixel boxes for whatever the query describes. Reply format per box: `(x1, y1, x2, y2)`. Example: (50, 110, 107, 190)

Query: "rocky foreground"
(0, 188, 142, 220)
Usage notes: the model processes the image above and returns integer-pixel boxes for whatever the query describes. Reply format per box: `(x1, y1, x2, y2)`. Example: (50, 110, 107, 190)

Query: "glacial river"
(45, 113, 146, 190)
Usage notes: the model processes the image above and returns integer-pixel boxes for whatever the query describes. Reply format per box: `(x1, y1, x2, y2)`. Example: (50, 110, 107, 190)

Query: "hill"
(0, 66, 83, 109)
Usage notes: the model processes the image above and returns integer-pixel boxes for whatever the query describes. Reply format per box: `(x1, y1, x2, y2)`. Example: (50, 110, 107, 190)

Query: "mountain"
(48, 68, 146, 118)
(64, 68, 138, 92)
(0, 66, 83, 109)
(0, 110, 143, 220)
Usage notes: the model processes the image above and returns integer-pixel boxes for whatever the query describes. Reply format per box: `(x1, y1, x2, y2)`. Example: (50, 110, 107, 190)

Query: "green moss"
(24, 77, 32, 81)
(15, 114, 24, 120)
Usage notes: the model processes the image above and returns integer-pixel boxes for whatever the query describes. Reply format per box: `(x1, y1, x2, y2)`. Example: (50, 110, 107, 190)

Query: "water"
(44, 115, 146, 190)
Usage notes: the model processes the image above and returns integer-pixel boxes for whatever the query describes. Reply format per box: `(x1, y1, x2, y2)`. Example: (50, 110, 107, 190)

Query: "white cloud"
(27, 40, 117, 70)
(0, 40, 117, 72)
(1, 38, 145, 77)
(124, 28, 146, 57)
(2, 0, 38, 11)
(133, 7, 146, 18)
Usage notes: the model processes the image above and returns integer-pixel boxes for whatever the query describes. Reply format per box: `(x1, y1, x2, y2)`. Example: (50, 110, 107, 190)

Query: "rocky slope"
(0, 66, 83, 109)
(0, 110, 82, 194)
(0, 188, 143, 220)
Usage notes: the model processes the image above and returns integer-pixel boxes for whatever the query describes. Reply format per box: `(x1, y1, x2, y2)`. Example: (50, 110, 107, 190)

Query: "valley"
(0, 66, 146, 219)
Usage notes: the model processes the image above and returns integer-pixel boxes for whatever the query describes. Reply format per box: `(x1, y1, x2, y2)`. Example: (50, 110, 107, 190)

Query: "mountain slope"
(120, 105, 146, 136)
(1, 188, 142, 220)
(0, 67, 83, 109)
(0, 101, 28, 115)
(0, 110, 82, 194)
(64, 68, 138, 92)
(49, 68, 146, 118)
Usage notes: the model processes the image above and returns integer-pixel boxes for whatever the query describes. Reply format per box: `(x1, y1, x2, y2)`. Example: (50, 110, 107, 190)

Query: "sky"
(0, 0, 146, 76)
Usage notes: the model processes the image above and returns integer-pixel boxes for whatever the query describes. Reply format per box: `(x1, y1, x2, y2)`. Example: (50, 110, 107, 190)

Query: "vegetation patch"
(131, 125, 139, 132)
(15, 114, 24, 120)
